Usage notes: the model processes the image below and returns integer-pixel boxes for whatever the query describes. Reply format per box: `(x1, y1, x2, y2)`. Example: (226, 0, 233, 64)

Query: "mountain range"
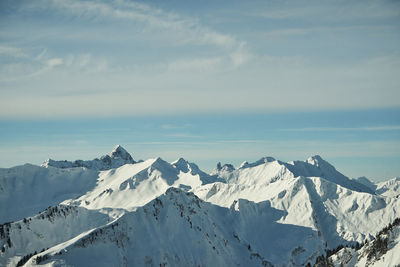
(1, 145, 399, 266)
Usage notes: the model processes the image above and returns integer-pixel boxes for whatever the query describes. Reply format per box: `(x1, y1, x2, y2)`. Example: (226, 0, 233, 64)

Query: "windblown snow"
(1, 146, 399, 267)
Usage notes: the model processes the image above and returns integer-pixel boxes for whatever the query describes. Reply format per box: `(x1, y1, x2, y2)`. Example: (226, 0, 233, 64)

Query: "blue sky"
(0, 0, 399, 181)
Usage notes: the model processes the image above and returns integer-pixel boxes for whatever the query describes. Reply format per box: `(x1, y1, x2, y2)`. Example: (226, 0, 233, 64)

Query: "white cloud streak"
(32, 0, 238, 49)
(253, 0, 400, 21)
(281, 126, 400, 132)
(0, 46, 28, 58)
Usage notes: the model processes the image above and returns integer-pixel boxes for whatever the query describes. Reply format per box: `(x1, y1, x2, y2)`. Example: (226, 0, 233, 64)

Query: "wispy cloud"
(253, 1, 400, 21)
(281, 126, 400, 132)
(29, 0, 239, 49)
(0, 49, 109, 82)
(165, 133, 202, 138)
(167, 57, 223, 73)
(46, 58, 63, 67)
(258, 25, 394, 39)
(0, 45, 28, 59)
(160, 124, 192, 130)
(1, 0, 399, 118)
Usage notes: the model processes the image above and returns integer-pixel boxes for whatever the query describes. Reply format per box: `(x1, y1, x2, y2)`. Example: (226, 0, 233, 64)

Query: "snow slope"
(211, 155, 373, 193)
(0, 164, 99, 223)
(354, 176, 378, 192)
(22, 188, 324, 267)
(376, 177, 400, 198)
(0, 205, 113, 267)
(63, 157, 220, 211)
(194, 158, 400, 248)
(0, 147, 399, 266)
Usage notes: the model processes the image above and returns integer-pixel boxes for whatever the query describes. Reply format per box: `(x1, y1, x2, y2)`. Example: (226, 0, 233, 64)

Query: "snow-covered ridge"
(42, 145, 135, 171)
(21, 188, 324, 267)
(0, 205, 112, 267)
(63, 156, 221, 211)
(1, 146, 399, 266)
(210, 154, 373, 194)
(376, 177, 400, 198)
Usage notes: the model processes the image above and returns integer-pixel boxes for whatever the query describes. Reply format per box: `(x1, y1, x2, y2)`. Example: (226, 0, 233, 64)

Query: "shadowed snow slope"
(0, 164, 99, 223)
(353, 176, 377, 192)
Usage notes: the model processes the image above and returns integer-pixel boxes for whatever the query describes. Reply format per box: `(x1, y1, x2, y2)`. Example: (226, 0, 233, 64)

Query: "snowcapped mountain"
(376, 177, 400, 198)
(194, 167, 400, 248)
(0, 146, 399, 266)
(63, 156, 220, 211)
(42, 145, 135, 171)
(20, 189, 323, 267)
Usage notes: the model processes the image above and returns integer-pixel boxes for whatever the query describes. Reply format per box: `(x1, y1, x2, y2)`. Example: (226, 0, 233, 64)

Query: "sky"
(0, 0, 399, 181)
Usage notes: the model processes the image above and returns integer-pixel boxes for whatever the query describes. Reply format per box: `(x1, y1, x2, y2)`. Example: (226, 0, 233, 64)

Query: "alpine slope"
(1, 146, 399, 267)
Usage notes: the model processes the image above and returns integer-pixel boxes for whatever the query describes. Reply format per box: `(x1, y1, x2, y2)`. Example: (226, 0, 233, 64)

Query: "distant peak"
(306, 155, 328, 167)
(262, 156, 276, 163)
(308, 155, 323, 161)
(153, 156, 163, 163)
(172, 158, 188, 166)
(212, 162, 235, 175)
(109, 145, 134, 162)
(151, 157, 174, 169)
(238, 161, 249, 168)
(216, 162, 222, 171)
(110, 145, 127, 156)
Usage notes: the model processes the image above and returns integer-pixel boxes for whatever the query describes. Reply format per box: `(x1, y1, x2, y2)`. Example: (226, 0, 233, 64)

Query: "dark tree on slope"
(367, 235, 389, 261)
(313, 254, 334, 267)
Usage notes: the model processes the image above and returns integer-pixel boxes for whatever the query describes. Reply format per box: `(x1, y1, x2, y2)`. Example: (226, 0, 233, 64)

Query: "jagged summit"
(172, 157, 221, 185)
(211, 162, 235, 175)
(42, 145, 135, 171)
(306, 154, 333, 169)
(285, 155, 375, 194)
(109, 145, 134, 161)
(172, 158, 189, 171)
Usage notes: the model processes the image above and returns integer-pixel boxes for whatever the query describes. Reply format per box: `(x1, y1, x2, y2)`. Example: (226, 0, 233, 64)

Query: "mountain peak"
(306, 155, 335, 170)
(211, 162, 235, 175)
(238, 156, 276, 169)
(109, 145, 133, 161)
(42, 145, 135, 170)
(172, 157, 188, 166)
(306, 155, 325, 165)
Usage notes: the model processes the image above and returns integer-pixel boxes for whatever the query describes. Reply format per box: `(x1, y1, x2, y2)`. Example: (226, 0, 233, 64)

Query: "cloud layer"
(0, 0, 399, 118)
